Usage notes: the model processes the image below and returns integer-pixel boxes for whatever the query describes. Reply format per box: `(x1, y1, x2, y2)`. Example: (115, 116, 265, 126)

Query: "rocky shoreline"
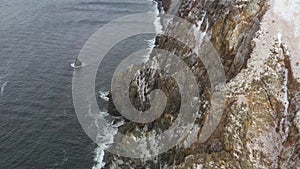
(103, 0, 300, 168)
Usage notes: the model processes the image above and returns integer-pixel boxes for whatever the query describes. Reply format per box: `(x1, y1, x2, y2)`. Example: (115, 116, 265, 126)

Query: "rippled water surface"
(0, 0, 155, 168)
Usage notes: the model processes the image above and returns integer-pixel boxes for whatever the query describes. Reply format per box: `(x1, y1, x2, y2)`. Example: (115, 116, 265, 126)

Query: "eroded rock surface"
(173, 40, 300, 169)
(103, 0, 300, 168)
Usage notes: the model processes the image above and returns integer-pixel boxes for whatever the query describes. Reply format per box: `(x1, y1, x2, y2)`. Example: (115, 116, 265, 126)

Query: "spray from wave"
(91, 111, 123, 169)
(91, 1, 162, 168)
(98, 90, 109, 102)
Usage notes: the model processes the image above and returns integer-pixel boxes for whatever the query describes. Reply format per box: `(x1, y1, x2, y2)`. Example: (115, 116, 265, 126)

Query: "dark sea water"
(0, 0, 156, 168)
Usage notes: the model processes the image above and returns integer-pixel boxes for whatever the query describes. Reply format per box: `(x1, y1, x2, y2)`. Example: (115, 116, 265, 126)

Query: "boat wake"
(0, 81, 7, 94)
(70, 62, 85, 68)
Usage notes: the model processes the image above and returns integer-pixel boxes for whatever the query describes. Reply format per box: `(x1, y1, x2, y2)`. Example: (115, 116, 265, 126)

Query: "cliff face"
(104, 0, 300, 168)
(174, 40, 300, 169)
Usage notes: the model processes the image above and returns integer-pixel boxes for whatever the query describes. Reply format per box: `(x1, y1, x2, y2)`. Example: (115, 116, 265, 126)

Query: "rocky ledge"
(103, 0, 300, 168)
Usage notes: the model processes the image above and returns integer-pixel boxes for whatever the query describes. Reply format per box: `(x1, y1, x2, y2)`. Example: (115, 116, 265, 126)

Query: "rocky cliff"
(104, 0, 300, 168)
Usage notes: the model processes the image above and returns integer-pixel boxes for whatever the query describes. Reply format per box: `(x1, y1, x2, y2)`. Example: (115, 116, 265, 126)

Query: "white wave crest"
(98, 90, 109, 102)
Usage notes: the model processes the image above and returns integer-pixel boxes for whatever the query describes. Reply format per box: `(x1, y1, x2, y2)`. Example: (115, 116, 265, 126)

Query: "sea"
(0, 0, 158, 168)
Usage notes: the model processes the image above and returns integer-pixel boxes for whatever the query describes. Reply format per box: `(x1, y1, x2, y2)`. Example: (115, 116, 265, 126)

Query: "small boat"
(71, 58, 83, 68)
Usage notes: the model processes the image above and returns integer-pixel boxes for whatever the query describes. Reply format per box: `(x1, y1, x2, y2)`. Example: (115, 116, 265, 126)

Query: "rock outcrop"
(173, 38, 300, 169)
(103, 0, 300, 168)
